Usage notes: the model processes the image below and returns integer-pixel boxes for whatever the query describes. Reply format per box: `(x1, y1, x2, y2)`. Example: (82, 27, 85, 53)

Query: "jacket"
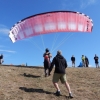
(49, 54, 67, 74)
(71, 57, 75, 61)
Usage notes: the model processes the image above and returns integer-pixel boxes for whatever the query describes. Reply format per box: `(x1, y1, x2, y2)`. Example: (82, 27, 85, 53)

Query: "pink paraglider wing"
(9, 11, 93, 43)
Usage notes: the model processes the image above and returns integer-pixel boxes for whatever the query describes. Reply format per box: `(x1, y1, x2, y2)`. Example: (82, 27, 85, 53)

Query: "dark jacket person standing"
(71, 55, 75, 67)
(94, 54, 99, 68)
(49, 50, 73, 98)
(0, 54, 4, 64)
(85, 56, 89, 67)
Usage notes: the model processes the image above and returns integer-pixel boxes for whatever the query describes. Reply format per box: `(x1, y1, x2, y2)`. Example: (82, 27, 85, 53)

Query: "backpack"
(44, 52, 50, 61)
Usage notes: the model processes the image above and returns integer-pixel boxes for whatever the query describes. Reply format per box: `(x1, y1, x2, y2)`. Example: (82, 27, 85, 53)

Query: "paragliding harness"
(44, 52, 51, 63)
(44, 52, 51, 69)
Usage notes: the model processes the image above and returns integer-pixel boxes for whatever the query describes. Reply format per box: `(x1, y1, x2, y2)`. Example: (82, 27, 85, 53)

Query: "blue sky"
(0, 0, 100, 67)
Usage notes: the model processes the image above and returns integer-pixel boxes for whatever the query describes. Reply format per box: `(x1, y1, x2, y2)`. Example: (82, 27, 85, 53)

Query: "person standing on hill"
(49, 50, 73, 98)
(94, 54, 99, 68)
(0, 54, 4, 64)
(71, 55, 75, 67)
(43, 48, 52, 77)
(85, 56, 89, 67)
(81, 55, 85, 67)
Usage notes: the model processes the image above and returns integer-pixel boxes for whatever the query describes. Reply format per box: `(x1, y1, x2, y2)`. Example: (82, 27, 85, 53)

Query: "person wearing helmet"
(43, 48, 52, 77)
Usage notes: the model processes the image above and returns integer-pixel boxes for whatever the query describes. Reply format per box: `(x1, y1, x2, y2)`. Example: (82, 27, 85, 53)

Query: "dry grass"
(0, 65, 99, 100)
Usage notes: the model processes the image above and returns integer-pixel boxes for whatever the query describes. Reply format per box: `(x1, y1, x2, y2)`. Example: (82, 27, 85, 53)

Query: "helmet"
(45, 48, 49, 52)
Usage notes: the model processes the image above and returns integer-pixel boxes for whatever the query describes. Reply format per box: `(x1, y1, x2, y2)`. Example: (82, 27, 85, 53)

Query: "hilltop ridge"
(0, 65, 99, 100)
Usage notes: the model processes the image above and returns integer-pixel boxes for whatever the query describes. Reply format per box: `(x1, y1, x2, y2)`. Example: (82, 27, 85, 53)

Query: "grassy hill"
(0, 65, 99, 100)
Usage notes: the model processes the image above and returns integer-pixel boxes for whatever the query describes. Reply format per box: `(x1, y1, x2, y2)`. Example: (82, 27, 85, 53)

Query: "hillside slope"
(0, 65, 99, 100)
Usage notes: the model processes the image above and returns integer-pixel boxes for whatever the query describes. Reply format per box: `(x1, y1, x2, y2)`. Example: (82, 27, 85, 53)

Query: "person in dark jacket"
(85, 56, 89, 67)
(43, 48, 52, 77)
(94, 54, 99, 68)
(0, 54, 4, 64)
(71, 55, 75, 67)
(49, 50, 73, 98)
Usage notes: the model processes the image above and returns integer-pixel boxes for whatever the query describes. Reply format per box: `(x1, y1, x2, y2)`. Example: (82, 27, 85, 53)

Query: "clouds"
(0, 49, 16, 53)
(0, 24, 16, 55)
(0, 45, 16, 53)
(0, 28, 9, 34)
(80, 0, 97, 9)
(67, 61, 72, 67)
(61, 0, 76, 10)
(60, 0, 98, 10)
(89, 65, 93, 67)
(0, 24, 9, 35)
(0, 24, 10, 42)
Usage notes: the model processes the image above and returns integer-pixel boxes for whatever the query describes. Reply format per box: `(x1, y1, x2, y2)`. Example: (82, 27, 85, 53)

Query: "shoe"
(55, 90, 61, 96)
(45, 73, 47, 77)
(69, 93, 73, 98)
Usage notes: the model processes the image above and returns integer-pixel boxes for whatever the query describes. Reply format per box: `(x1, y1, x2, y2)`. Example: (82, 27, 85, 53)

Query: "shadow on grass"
(21, 73, 41, 78)
(19, 87, 72, 99)
(19, 87, 53, 94)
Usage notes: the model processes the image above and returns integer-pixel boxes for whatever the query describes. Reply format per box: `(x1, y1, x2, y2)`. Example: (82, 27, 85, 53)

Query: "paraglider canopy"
(9, 11, 93, 43)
